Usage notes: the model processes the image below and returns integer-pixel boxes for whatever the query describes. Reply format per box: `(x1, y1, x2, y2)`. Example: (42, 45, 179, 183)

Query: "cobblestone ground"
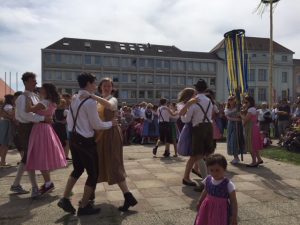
(0, 143, 300, 225)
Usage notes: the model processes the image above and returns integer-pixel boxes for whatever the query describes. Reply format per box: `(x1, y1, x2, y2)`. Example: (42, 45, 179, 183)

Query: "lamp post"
(260, 0, 280, 105)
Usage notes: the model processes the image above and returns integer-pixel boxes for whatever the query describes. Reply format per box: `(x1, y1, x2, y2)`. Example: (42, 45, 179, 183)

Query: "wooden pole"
(269, 0, 274, 106)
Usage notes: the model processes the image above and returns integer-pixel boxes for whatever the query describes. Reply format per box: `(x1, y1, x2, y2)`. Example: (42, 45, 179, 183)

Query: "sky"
(1, 0, 300, 91)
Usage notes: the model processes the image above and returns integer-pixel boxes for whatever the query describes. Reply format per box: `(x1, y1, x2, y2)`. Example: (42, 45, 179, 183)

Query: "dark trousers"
(16, 123, 33, 164)
(69, 132, 98, 188)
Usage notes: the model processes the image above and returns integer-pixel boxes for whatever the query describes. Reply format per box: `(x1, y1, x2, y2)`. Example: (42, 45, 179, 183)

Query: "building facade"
(293, 59, 300, 100)
(42, 38, 225, 105)
(211, 37, 294, 104)
(42, 37, 295, 105)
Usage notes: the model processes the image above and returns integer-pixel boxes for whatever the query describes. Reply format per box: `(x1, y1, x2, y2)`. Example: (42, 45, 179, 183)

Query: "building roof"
(45, 37, 220, 60)
(0, 78, 15, 100)
(210, 36, 294, 54)
(294, 59, 300, 66)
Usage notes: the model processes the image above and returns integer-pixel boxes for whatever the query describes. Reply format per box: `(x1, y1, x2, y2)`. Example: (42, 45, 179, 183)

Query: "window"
(161, 91, 170, 99)
(155, 75, 169, 84)
(85, 55, 92, 64)
(171, 91, 178, 99)
(103, 56, 120, 67)
(252, 54, 256, 58)
(258, 88, 267, 101)
(171, 76, 185, 85)
(55, 54, 61, 63)
(282, 72, 288, 83)
(105, 44, 111, 49)
(63, 71, 73, 80)
(130, 74, 137, 83)
(147, 90, 154, 98)
(73, 55, 82, 64)
(193, 62, 201, 71)
(156, 60, 162, 68)
(208, 63, 216, 72)
(210, 78, 216, 86)
(139, 58, 154, 69)
(163, 60, 170, 69)
(129, 90, 137, 98)
(146, 75, 153, 84)
(120, 90, 128, 99)
(65, 89, 73, 94)
(282, 90, 287, 99)
(112, 74, 119, 82)
(248, 88, 255, 98)
(138, 74, 145, 83)
(249, 69, 255, 81)
(201, 63, 208, 72)
(186, 77, 193, 86)
(139, 90, 145, 98)
(171, 61, 186, 71)
(258, 69, 267, 81)
(94, 56, 101, 65)
(282, 55, 288, 62)
(156, 90, 162, 98)
(120, 46, 126, 51)
(120, 74, 128, 83)
(54, 71, 62, 80)
(45, 53, 52, 64)
(298, 75, 300, 84)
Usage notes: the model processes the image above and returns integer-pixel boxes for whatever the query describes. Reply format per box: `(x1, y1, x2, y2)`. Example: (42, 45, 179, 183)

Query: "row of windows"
(43, 71, 216, 86)
(250, 54, 289, 62)
(44, 53, 216, 72)
(249, 69, 289, 83)
(248, 87, 290, 102)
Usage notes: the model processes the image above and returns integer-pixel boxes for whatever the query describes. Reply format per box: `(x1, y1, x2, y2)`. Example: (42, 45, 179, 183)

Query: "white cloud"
(0, 0, 300, 90)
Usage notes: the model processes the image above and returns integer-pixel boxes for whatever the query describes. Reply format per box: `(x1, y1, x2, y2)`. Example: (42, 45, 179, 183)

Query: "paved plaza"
(0, 143, 300, 225)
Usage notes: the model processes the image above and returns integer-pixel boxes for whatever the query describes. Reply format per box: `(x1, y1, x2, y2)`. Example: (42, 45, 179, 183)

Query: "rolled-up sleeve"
(15, 95, 44, 123)
(86, 101, 112, 130)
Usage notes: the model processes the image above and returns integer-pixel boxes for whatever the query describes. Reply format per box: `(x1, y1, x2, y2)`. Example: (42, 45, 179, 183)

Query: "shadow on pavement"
(55, 203, 137, 225)
(0, 194, 59, 224)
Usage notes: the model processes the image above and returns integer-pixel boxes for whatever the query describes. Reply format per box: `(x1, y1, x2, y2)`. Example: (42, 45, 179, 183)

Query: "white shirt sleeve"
(4, 104, 13, 112)
(247, 107, 257, 115)
(86, 100, 112, 130)
(227, 180, 236, 193)
(109, 97, 118, 111)
(15, 95, 44, 123)
(63, 109, 69, 117)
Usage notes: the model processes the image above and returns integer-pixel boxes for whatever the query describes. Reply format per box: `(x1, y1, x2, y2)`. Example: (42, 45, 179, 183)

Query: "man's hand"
(112, 118, 119, 126)
(44, 116, 53, 124)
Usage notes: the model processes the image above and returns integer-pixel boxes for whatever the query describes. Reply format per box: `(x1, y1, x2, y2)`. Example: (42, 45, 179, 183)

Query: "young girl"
(195, 154, 238, 225)
(25, 83, 67, 194)
(241, 95, 263, 167)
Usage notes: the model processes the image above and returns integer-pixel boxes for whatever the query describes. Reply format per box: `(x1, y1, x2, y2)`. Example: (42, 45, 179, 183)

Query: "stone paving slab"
(0, 143, 299, 224)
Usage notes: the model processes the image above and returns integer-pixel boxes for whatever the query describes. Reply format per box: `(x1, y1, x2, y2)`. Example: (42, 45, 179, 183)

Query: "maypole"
(224, 29, 248, 161)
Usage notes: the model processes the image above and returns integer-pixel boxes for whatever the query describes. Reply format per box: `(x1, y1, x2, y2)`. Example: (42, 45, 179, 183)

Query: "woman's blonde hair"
(178, 88, 195, 103)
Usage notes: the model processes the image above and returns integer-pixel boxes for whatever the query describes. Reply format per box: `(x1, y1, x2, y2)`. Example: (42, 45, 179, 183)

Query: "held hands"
(44, 115, 53, 124)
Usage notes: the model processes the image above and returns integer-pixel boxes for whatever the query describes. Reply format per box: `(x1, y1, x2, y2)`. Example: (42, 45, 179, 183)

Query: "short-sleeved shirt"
(248, 107, 257, 115)
(202, 176, 235, 193)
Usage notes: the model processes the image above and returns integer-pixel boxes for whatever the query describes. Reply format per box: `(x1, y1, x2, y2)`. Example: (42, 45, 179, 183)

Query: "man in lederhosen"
(181, 79, 214, 186)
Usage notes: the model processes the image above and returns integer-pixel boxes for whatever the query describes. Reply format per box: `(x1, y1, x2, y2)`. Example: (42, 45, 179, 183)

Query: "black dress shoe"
(118, 192, 138, 212)
(258, 160, 264, 164)
(163, 150, 170, 157)
(182, 179, 197, 186)
(77, 206, 101, 216)
(246, 164, 258, 168)
(57, 198, 76, 214)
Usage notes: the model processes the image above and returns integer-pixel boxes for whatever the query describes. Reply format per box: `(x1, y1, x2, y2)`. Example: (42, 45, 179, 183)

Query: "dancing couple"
(58, 73, 137, 216)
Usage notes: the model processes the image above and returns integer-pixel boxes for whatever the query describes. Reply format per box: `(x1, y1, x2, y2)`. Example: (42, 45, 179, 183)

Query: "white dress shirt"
(157, 106, 171, 122)
(15, 90, 44, 123)
(181, 94, 213, 127)
(67, 90, 112, 138)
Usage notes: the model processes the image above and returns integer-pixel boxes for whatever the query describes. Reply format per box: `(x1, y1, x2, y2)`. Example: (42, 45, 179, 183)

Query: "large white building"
(42, 36, 295, 105)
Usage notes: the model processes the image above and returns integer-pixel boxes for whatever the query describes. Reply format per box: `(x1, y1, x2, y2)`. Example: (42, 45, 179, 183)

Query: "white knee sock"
(12, 162, 25, 186)
(28, 171, 38, 188)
